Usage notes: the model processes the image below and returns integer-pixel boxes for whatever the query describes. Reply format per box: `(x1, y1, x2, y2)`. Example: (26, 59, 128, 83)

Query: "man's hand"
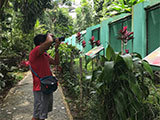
(55, 38, 61, 51)
(46, 33, 54, 43)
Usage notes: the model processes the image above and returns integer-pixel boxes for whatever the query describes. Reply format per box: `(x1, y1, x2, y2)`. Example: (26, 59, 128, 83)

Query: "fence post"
(70, 53, 73, 75)
(79, 57, 83, 104)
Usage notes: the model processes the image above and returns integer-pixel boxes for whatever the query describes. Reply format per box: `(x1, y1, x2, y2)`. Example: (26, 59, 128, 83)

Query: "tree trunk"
(0, 0, 6, 9)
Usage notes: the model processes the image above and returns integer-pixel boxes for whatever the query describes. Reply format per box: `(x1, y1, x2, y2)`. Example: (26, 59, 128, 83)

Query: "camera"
(54, 36, 65, 42)
(45, 33, 65, 43)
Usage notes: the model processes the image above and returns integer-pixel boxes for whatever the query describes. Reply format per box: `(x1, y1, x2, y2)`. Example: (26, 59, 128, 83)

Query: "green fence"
(65, 0, 160, 59)
(146, 3, 160, 55)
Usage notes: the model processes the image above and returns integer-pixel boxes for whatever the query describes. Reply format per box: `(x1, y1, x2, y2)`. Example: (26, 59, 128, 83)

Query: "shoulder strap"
(29, 65, 41, 79)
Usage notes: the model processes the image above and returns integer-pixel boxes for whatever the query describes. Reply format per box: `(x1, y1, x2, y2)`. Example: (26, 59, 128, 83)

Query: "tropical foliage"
(48, 43, 80, 98)
(85, 45, 160, 120)
(93, 0, 145, 21)
(61, 45, 160, 120)
(1, 0, 159, 120)
(40, 7, 74, 38)
(74, 0, 97, 32)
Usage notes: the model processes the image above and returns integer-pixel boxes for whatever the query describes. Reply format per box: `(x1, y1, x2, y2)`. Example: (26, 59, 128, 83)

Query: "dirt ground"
(0, 72, 71, 120)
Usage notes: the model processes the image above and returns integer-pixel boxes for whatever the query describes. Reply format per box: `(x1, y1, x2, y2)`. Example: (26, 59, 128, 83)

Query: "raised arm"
(49, 38, 60, 65)
(39, 34, 53, 55)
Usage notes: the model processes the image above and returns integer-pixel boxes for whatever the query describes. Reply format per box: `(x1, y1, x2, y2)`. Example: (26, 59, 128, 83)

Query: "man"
(29, 33, 60, 120)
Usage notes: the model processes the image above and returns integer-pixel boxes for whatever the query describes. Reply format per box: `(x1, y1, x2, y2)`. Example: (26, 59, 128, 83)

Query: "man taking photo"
(29, 33, 60, 120)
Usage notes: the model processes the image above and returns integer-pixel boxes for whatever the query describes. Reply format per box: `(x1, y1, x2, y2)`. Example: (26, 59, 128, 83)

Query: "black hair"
(33, 34, 47, 46)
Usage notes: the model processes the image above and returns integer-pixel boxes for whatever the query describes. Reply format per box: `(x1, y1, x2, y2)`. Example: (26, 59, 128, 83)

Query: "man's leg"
(48, 93, 53, 112)
(33, 91, 42, 120)
(39, 92, 53, 119)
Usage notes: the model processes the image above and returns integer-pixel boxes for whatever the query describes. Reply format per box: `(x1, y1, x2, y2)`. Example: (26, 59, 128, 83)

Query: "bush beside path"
(0, 72, 70, 120)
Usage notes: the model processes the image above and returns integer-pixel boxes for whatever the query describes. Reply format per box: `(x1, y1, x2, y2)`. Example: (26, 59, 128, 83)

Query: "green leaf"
(114, 92, 127, 119)
(128, 77, 143, 101)
(1, 81, 5, 88)
(121, 54, 133, 70)
(100, 55, 107, 64)
(112, 5, 122, 11)
(132, 52, 142, 59)
(34, 19, 40, 28)
(102, 61, 114, 84)
(106, 44, 116, 61)
(142, 60, 153, 79)
(85, 57, 92, 69)
(96, 82, 103, 89)
(47, 49, 52, 54)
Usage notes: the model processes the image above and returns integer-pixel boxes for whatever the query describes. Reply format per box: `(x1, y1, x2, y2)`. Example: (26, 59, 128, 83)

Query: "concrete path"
(0, 72, 70, 120)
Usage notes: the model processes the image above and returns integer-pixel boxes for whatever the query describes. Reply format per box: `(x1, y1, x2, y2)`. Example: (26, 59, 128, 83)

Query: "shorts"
(33, 91, 53, 119)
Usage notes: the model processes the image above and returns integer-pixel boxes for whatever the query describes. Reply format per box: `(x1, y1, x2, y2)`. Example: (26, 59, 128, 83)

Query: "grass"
(13, 71, 27, 81)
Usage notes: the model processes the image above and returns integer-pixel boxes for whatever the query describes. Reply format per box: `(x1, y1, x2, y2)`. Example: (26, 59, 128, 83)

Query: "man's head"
(34, 34, 47, 46)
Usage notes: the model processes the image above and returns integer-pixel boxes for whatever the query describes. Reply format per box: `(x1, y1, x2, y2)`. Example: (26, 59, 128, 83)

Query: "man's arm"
(49, 51, 60, 65)
(49, 38, 60, 65)
(39, 34, 53, 55)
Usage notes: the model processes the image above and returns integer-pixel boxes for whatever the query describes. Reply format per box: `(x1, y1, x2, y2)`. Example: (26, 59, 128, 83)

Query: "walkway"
(0, 72, 71, 120)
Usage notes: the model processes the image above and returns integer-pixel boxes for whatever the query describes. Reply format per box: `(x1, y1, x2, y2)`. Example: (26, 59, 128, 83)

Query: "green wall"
(133, 2, 147, 58)
(133, 0, 160, 58)
(100, 19, 110, 52)
(65, 0, 160, 59)
(85, 14, 132, 54)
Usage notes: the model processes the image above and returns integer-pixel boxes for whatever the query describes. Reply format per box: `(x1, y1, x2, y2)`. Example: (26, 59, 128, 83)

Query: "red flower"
(119, 26, 134, 44)
(95, 40, 101, 46)
(89, 36, 95, 47)
(125, 49, 129, 54)
(82, 40, 86, 44)
(77, 32, 81, 37)
(76, 32, 82, 42)
(82, 40, 86, 48)
(91, 36, 95, 41)
(20, 60, 30, 67)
